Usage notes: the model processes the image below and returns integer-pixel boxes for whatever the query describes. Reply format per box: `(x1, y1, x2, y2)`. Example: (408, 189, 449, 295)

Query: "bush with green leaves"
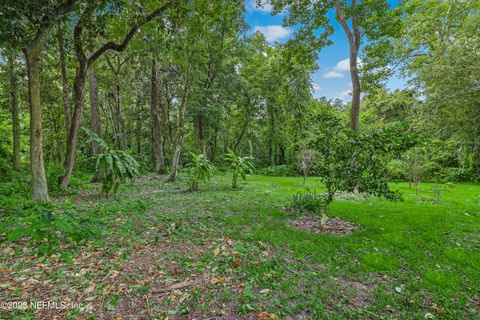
(258, 164, 297, 176)
(186, 152, 216, 191)
(307, 109, 416, 212)
(291, 190, 330, 214)
(225, 148, 255, 189)
(84, 128, 139, 196)
(0, 202, 99, 256)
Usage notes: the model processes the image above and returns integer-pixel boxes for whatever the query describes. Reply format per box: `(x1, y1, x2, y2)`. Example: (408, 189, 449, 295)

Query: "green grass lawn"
(1, 174, 479, 319)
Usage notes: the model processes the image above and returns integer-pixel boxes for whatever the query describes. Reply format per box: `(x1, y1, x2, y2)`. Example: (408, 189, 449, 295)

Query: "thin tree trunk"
(268, 103, 275, 165)
(56, 22, 71, 142)
(88, 65, 103, 182)
(60, 54, 87, 190)
(167, 66, 191, 182)
(8, 54, 21, 171)
(23, 37, 49, 201)
(150, 57, 166, 173)
(334, 0, 361, 131)
(349, 51, 361, 131)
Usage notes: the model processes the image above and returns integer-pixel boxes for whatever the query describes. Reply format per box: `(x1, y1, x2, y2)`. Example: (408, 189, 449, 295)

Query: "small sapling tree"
(225, 148, 255, 189)
(298, 148, 316, 185)
(305, 110, 416, 213)
(186, 152, 216, 191)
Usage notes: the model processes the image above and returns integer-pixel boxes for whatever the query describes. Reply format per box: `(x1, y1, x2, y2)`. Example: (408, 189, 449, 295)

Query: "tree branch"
(333, 0, 355, 48)
(87, 0, 178, 67)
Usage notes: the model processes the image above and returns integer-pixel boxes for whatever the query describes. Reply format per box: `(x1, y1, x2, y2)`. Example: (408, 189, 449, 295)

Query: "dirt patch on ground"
(336, 277, 377, 308)
(290, 215, 358, 236)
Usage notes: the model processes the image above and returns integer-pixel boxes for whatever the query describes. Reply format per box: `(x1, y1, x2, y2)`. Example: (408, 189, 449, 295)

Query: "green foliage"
(0, 202, 99, 256)
(186, 152, 216, 191)
(225, 148, 255, 189)
(308, 109, 412, 205)
(258, 164, 297, 177)
(84, 128, 139, 197)
(290, 190, 330, 214)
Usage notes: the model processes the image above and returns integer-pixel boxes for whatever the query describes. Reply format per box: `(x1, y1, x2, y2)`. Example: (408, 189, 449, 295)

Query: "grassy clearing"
(1, 174, 479, 319)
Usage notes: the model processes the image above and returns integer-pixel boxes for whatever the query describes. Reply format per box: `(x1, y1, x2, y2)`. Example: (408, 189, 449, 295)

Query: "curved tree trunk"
(60, 55, 87, 190)
(60, 0, 176, 189)
(23, 37, 49, 201)
(8, 53, 21, 172)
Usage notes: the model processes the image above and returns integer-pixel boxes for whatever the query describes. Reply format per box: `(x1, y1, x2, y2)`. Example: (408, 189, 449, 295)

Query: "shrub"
(291, 190, 330, 214)
(84, 128, 139, 197)
(307, 110, 411, 212)
(186, 152, 216, 191)
(258, 164, 297, 176)
(0, 203, 99, 256)
(225, 148, 255, 189)
(441, 167, 471, 182)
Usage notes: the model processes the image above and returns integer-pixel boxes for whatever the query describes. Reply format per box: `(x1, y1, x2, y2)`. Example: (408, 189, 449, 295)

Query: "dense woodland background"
(0, 0, 479, 199)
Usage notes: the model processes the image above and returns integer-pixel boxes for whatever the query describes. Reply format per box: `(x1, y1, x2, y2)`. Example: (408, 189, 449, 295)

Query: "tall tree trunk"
(88, 65, 103, 182)
(167, 67, 191, 182)
(267, 104, 275, 165)
(23, 36, 49, 201)
(56, 22, 71, 142)
(334, 0, 361, 131)
(150, 58, 166, 173)
(349, 50, 361, 131)
(60, 57, 87, 190)
(8, 54, 21, 171)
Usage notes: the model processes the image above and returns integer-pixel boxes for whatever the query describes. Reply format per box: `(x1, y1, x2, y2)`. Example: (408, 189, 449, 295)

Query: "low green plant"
(225, 148, 255, 189)
(258, 164, 297, 176)
(186, 152, 216, 191)
(290, 190, 330, 214)
(0, 202, 99, 256)
(84, 128, 139, 196)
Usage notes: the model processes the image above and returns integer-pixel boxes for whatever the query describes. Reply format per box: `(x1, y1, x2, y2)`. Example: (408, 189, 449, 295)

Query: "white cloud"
(249, 0, 272, 13)
(322, 71, 344, 79)
(312, 83, 322, 95)
(334, 58, 351, 72)
(338, 87, 352, 101)
(253, 25, 291, 42)
(321, 58, 362, 78)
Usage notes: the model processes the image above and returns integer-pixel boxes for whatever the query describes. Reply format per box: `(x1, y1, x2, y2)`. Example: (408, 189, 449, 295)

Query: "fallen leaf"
(259, 289, 270, 295)
(233, 257, 240, 268)
(256, 312, 270, 319)
(213, 247, 220, 256)
(85, 284, 96, 294)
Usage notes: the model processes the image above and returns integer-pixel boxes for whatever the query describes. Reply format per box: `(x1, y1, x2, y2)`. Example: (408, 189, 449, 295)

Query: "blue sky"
(244, 0, 405, 101)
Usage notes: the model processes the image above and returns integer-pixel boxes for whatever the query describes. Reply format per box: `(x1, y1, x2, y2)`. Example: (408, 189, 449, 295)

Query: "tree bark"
(8, 54, 21, 171)
(150, 57, 166, 173)
(56, 22, 71, 142)
(88, 65, 103, 182)
(334, 0, 361, 131)
(23, 36, 49, 201)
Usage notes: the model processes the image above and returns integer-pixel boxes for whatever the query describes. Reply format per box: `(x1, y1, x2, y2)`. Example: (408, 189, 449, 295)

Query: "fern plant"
(224, 148, 254, 189)
(83, 128, 139, 197)
(187, 152, 216, 191)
